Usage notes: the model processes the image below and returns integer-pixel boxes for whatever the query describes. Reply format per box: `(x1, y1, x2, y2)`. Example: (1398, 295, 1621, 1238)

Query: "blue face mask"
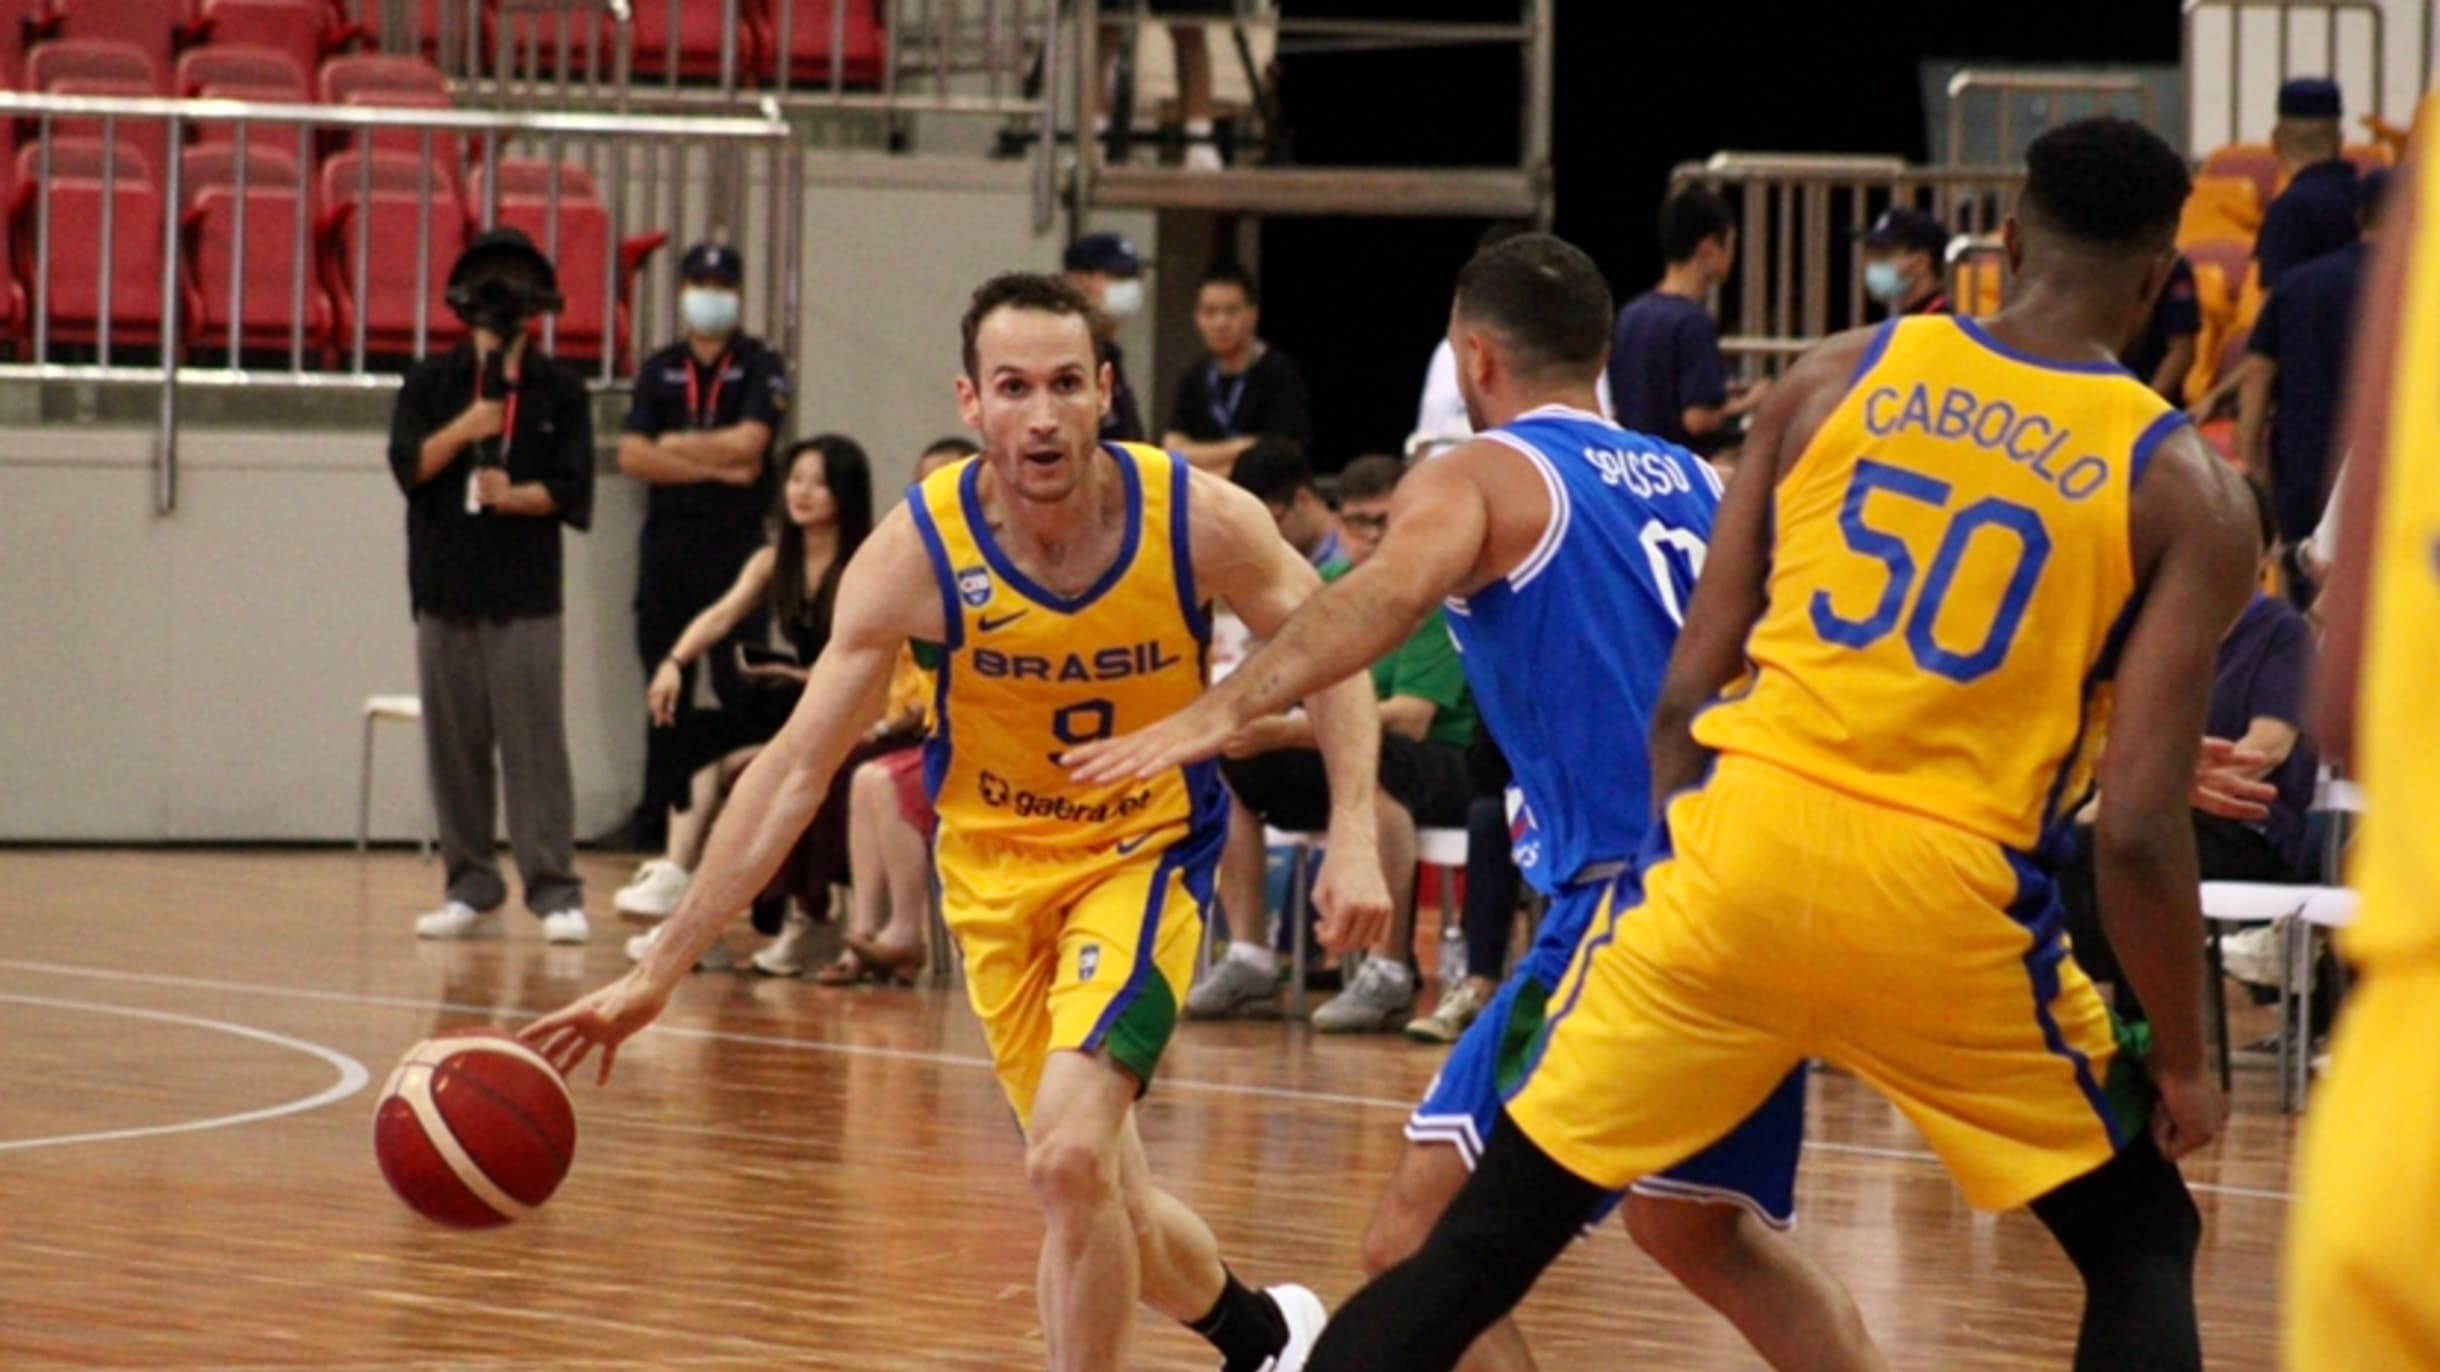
(1864, 260, 1910, 304)
(681, 288, 741, 337)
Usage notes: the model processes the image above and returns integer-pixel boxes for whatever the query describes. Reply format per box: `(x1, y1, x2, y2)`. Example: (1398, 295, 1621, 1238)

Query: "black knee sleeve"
(2031, 1134, 2205, 1372)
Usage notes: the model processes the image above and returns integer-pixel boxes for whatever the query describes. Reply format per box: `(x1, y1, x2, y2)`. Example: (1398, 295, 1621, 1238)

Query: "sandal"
(843, 931, 926, 986)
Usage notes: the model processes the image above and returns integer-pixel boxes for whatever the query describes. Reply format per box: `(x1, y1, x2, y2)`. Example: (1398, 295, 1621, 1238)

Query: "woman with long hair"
(613, 434, 878, 971)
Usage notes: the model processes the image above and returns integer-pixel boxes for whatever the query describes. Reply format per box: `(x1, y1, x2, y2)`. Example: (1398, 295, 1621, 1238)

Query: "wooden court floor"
(0, 849, 2300, 1370)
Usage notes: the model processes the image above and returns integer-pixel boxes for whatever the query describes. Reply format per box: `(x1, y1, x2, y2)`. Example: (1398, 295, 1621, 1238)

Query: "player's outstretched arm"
(2092, 427, 2259, 1159)
(523, 509, 935, 1083)
(1066, 459, 1488, 786)
(1651, 330, 1876, 805)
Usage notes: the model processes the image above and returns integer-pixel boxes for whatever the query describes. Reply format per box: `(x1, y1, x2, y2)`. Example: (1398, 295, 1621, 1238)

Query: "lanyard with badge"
(685, 346, 733, 430)
(1204, 343, 1262, 436)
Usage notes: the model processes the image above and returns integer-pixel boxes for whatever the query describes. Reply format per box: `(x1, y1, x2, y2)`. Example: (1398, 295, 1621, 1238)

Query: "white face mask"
(1101, 277, 1145, 319)
(681, 288, 740, 337)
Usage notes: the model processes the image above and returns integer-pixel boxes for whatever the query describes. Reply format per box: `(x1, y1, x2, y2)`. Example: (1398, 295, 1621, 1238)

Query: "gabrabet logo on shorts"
(975, 770, 1154, 823)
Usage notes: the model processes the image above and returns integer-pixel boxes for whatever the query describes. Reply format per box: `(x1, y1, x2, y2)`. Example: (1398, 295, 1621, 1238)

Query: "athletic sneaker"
(613, 859, 690, 918)
(625, 921, 735, 972)
(1311, 958, 1416, 1034)
(750, 908, 820, 977)
(1186, 953, 1280, 1020)
(414, 900, 500, 941)
(1252, 1283, 1328, 1372)
(2221, 921, 2290, 989)
(1404, 978, 1493, 1045)
(539, 909, 592, 945)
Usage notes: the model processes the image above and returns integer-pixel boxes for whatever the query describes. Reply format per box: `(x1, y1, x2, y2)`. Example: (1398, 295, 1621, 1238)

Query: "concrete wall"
(0, 173, 1163, 841)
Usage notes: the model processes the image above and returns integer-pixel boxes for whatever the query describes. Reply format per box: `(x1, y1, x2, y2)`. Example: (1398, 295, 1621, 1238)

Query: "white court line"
(0, 958, 2294, 1202)
(0, 992, 371, 1152)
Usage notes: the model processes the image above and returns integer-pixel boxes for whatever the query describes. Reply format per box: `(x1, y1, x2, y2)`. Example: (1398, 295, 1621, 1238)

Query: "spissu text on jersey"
(970, 640, 1187, 683)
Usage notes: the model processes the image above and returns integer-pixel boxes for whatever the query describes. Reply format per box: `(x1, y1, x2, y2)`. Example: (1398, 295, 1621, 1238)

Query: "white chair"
(1264, 824, 1471, 1019)
(1417, 826, 1471, 986)
(357, 694, 434, 860)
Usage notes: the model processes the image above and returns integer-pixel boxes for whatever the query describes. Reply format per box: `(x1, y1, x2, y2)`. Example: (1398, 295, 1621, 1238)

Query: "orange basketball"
(373, 1029, 576, 1228)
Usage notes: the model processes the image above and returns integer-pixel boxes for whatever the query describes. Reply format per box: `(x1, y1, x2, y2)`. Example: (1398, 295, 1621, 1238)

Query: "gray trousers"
(416, 613, 583, 917)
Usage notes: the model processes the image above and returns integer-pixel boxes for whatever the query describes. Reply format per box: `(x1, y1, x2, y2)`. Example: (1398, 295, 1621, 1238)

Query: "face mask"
(1101, 278, 1144, 319)
(1865, 260, 1910, 304)
(681, 288, 741, 337)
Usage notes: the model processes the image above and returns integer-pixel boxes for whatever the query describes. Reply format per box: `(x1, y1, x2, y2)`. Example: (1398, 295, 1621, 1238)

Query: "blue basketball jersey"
(1446, 404, 1721, 915)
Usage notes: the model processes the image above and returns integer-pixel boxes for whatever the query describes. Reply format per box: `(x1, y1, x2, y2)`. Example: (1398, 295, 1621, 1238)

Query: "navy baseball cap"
(2278, 77, 2343, 119)
(1062, 232, 1142, 276)
(1861, 208, 1948, 257)
(681, 241, 744, 285)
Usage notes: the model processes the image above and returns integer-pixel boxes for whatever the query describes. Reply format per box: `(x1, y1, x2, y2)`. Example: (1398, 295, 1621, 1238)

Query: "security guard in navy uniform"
(604, 241, 792, 850)
(2257, 77, 2362, 292)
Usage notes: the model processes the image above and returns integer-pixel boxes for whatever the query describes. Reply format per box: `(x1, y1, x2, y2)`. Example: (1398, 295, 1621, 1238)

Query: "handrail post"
(1523, 0, 1553, 226)
(290, 121, 309, 372)
(158, 108, 183, 515)
(34, 115, 52, 365)
(1070, 0, 1095, 227)
(414, 129, 434, 360)
(98, 119, 117, 370)
(229, 121, 249, 366)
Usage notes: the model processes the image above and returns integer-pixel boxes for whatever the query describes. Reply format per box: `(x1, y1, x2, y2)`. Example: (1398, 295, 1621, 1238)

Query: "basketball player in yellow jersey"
(2286, 96, 2440, 1372)
(1247, 119, 2262, 1372)
(525, 273, 1394, 1372)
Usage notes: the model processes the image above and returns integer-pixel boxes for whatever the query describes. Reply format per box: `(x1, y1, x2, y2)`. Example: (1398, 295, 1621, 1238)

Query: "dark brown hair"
(960, 272, 1095, 380)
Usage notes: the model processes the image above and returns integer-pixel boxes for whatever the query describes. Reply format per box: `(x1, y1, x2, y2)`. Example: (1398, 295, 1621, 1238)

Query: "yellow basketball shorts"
(934, 820, 1219, 1128)
(1507, 755, 2142, 1212)
(2286, 959, 2440, 1371)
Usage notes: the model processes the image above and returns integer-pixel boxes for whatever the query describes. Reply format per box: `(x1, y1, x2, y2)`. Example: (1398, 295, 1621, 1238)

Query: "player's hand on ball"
(1311, 847, 1393, 955)
(521, 971, 672, 1086)
(2150, 1062, 2228, 1161)
(1063, 696, 1238, 785)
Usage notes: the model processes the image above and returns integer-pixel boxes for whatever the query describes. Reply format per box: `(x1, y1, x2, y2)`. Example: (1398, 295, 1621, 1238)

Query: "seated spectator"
(1608, 184, 1767, 453)
(1232, 438, 1343, 567)
(613, 434, 883, 973)
(2123, 252, 2202, 405)
(2257, 77, 2361, 293)
(2062, 477, 2320, 1017)
(1186, 455, 1479, 1032)
(2240, 169, 2384, 601)
(817, 437, 978, 986)
(1402, 729, 1523, 1043)
(1860, 208, 1953, 316)
(1164, 264, 1313, 473)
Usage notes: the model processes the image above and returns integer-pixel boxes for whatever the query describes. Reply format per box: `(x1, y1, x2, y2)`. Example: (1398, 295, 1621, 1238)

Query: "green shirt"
(1321, 559, 1478, 750)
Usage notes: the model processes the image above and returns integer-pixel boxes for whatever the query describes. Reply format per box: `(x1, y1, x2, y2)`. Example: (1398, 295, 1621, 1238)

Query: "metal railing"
(0, 89, 799, 514)
(1944, 69, 2161, 165)
(2182, 0, 2416, 151)
(1669, 153, 2028, 369)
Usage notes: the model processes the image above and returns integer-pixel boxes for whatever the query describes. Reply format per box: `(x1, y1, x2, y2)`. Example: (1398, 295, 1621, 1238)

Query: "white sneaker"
(1405, 978, 1493, 1044)
(613, 859, 690, 918)
(1184, 140, 1225, 172)
(1185, 952, 1280, 1020)
(2221, 921, 2290, 988)
(1311, 958, 1416, 1034)
(540, 909, 592, 945)
(625, 921, 734, 972)
(751, 908, 821, 977)
(1252, 1283, 1327, 1372)
(415, 901, 500, 941)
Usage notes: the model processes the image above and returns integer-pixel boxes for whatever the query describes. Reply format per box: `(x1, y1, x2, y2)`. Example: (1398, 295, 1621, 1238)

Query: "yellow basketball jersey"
(2343, 129, 2440, 965)
(1697, 316, 2187, 852)
(907, 442, 1224, 850)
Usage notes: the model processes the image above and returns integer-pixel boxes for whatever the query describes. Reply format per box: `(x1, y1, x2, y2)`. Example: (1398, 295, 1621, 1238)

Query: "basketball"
(373, 1029, 577, 1228)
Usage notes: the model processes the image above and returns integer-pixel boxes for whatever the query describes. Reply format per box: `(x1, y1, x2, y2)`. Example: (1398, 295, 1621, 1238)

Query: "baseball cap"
(1861, 208, 1949, 258)
(681, 241, 744, 285)
(2278, 77, 2343, 120)
(1062, 232, 1142, 277)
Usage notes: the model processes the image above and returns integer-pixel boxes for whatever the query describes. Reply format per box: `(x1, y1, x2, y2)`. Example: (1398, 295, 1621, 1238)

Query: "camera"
(445, 227, 566, 336)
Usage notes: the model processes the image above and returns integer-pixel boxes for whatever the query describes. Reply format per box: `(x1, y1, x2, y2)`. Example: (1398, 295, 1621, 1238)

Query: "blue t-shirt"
(2248, 240, 2365, 540)
(2256, 160, 2360, 292)
(2207, 593, 2319, 874)
(1605, 291, 1727, 450)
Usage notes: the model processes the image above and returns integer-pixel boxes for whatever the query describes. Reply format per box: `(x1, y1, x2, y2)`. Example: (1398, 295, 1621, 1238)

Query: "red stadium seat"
(763, 0, 883, 88)
(190, 78, 308, 149)
(176, 43, 305, 95)
(196, 0, 331, 90)
(0, 0, 56, 88)
(472, 158, 668, 369)
(50, 0, 189, 92)
(0, 151, 21, 344)
(2201, 143, 2284, 208)
(26, 34, 161, 88)
(13, 138, 166, 349)
(316, 51, 445, 104)
(318, 148, 465, 357)
(47, 75, 170, 187)
(335, 86, 462, 197)
(181, 142, 329, 355)
(625, 0, 758, 84)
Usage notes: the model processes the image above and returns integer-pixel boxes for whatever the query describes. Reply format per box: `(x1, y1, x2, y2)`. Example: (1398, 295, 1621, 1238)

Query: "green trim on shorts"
(1493, 979, 1553, 1098)
(1104, 973, 1181, 1090)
